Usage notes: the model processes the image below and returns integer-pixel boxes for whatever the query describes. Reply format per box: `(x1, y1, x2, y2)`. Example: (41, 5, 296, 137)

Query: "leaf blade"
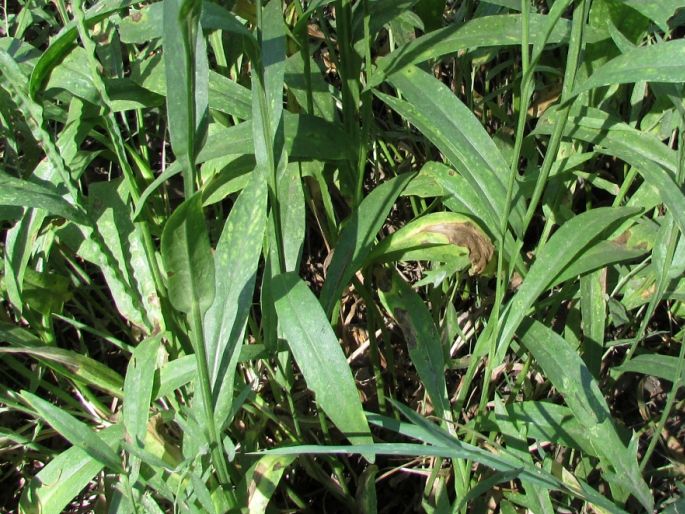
(160, 194, 215, 316)
(272, 272, 373, 449)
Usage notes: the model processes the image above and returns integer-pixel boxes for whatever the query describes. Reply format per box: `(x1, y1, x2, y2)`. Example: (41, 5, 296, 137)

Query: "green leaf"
(580, 270, 607, 377)
(414, 0, 446, 31)
(375, 268, 450, 418)
(259, 0, 286, 141)
(402, 162, 520, 263)
(319, 173, 415, 316)
(161, 193, 215, 316)
(123, 334, 161, 448)
(550, 239, 645, 286)
(119, 1, 255, 43)
(535, 107, 685, 238)
(278, 163, 306, 272)
(44, 46, 97, 103)
(285, 53, 335, 121)
(28, 0, 140, 99)
(479, 401, 602, 458)
(379, 66, 525, 238)
(20, 268, 72, 316)
(208, 71, 252, 120)
(369, 14, 606, 87)
(351, 0, 421, 54)
(496, 207, 641, 359)
(0, 346, 123, 398)
(263, 437, 625, 512)
(204, 170, 267, 428)
(381, 403, 629, 512)
(21, 391, 123, 472)
(133, 113, 354, 221)
(153, 355, 195, 399)
(3, 98, 95, 315)
(621, 0, 685, 32)
(0, 170, 87, 224)
(41, 46, 161, 111)
(573, 40, 685, 96)
(130, 52, 252, 119)
(272, 272, 373, 450)
(19, 425, 123, 514)
(163, 0, 209, 192)
(614, 354, 685, 383)
(198, 114, 355, 163)
(519, 320, 653, 512)
(243, 455, 296, 514)
(57, 179, 160, 331)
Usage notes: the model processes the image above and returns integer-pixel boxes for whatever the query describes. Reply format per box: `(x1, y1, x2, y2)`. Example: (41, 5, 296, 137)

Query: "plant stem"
(189, 302, 232, 490)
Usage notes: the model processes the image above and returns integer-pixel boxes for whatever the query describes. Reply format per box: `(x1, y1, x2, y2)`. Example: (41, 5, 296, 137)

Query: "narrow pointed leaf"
(272, 272, 373, 449)
(28, 0, 140, 98)
(497, 207, 640, 358)
(320, 173, 414, 316)
(379, 66, 524, 238)
(163, 0, 209, 185)
(621, 0, 685, 31)
(369, 14, 606, 87)
(123, 334, 161, 447)
(614, 354, 685, 383)
(376, 268, 449, 417)
(519, 320, 653, 512)
(0, 347, 123, 398)
(204, 170, 267, 428)
(160, 194, 215, 315)
(573, 40, 685, 96)
(0, 171, 87, 224)
(535, 107, 685, 238)
(19, 425, 123, 514)
(22, 391, 123, 472)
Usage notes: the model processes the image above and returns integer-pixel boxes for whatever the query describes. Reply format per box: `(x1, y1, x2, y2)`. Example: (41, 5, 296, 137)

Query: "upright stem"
(479, 0, 532, 413)
(190, 302, 232, 488)
(520, 0, 586, 238)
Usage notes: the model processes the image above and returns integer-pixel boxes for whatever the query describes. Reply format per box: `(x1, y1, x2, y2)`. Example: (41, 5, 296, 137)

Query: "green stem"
(189, 302, 232, 489)
(520, 0, 586, 239)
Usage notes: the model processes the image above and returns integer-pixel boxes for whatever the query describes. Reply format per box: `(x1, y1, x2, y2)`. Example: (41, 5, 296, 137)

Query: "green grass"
(1, 0, 684, 512)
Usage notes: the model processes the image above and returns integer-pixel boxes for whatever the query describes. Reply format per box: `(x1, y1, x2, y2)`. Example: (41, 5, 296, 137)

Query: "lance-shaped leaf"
(368, 13, 606, 87)
(0, 170, 87, 224)
(160, 193, 215, 316)
(123, 334, 162, 448)
(519, 320, 653, 512)
(320, 173, 414, 316)
(379, 66, 525, 238)
(163, 0, 209, 191)
(19, 425, 123, 514)
(573, 40, 685, 97)
(28, 0, 140, 99)
(496, 207, 641, 360)
(204, 170, 267, 428)
(272, 272, 373, 451)
(368, 211, 494, 275)
(0, 347, 123, 398)
(22, 392, 123, 472)
(621, 0, 685, 32)
(375, 268, 450, 418)
(535, 107, 685, 238)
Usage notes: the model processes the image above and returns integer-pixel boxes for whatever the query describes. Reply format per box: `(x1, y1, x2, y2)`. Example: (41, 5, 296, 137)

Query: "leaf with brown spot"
(369, 212, 494, 275)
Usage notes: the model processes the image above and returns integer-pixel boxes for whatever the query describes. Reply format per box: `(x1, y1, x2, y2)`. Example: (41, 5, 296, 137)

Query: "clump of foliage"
(1, 0, 684, 512)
